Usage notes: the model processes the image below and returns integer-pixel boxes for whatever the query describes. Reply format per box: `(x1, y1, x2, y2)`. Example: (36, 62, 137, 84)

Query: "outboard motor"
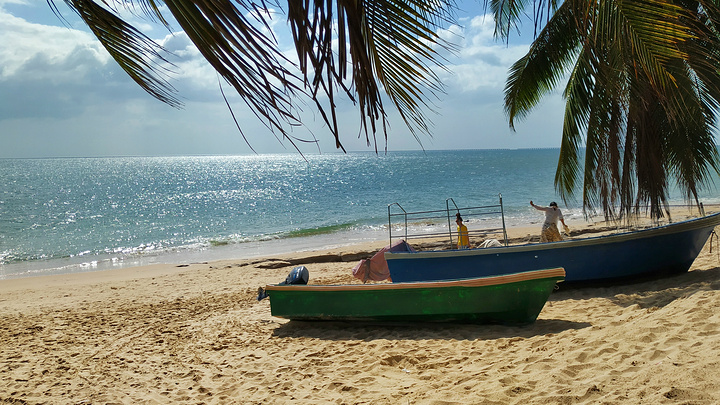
(281, 266, 309, 285)
(257, 266, 310, 301)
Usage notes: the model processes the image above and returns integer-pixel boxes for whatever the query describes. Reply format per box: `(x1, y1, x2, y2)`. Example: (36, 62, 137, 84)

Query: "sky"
(0, 0, 567, 158)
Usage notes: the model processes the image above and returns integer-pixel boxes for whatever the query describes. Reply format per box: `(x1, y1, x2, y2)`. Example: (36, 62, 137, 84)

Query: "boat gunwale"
(385, 212, 720, 260)
(265, 267, 565, 292)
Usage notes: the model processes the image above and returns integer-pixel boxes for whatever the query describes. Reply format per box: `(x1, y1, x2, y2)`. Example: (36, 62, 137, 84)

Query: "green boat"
(263, 267, 565, 324)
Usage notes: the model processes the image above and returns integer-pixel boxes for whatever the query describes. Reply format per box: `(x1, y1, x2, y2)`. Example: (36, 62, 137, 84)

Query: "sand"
(2, 224, 720, 404)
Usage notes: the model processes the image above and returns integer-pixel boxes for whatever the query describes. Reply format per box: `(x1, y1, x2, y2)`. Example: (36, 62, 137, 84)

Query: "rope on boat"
(710, 231, 719, 263)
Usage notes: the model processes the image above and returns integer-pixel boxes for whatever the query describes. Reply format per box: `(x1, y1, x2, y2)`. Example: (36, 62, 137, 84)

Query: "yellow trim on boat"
(265, 267, 565, 292)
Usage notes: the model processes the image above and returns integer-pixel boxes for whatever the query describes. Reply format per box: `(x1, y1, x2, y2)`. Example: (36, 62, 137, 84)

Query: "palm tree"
(498, 0, 720, 219)
(55, 0, 457, 152)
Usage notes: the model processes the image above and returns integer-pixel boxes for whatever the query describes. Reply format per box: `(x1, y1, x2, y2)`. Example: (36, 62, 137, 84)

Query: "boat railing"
(388, 194, 508, 248)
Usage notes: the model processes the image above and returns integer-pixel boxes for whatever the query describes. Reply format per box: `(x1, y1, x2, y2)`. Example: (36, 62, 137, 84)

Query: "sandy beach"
(2, 223, 720, 404)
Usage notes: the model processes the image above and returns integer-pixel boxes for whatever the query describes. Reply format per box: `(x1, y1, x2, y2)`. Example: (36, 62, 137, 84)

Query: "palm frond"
(662, 62, 720, 204)
(616, 0, 691, 93)
(488, 0, 530, 39)
(504, 0, 581, 128)
(64, 0, 181, 107)
(503, 0, 720, 219)
(55, 0, 458, 152)
(555, 47, 595, 204)
(288, 0, 457, 151)
(163, 0, 302, 134)
(576, 48, 627, 219)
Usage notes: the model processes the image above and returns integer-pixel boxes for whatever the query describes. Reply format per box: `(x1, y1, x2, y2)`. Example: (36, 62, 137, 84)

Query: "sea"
(2, 149, 719, 279)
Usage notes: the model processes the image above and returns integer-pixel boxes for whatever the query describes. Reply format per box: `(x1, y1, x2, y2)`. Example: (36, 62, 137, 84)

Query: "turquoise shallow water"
(1, 149, 717, 278)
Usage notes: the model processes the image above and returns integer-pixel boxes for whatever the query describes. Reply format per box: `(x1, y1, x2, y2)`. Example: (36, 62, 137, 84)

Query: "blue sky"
(0, 0, 567, 157)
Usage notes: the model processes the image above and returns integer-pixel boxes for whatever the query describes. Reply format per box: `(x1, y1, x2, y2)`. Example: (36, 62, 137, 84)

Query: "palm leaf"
(64, 0, 181, 108)
(55, 0, 458, 151)
(504, 0, 580, 128)
(555, 47, 595, 204)
(288, 0, 457, 150)
(163, 0, 301, 132)
(503, 0, 720, 219)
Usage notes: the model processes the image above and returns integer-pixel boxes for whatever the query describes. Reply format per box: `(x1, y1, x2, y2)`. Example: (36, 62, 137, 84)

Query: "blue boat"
(385, 212, 720, 285)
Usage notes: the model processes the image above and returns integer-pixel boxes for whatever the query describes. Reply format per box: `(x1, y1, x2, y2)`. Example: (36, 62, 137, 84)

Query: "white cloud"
(159, 31, 219, 91)
(437, 14, 530, 93)
(0, 8, 123, 121)
(0, 10, 109, 78)
(0, 0, 28, 6)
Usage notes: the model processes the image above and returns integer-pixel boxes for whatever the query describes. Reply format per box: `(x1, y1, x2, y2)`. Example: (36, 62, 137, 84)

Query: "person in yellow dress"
(455, 213, 470, 249)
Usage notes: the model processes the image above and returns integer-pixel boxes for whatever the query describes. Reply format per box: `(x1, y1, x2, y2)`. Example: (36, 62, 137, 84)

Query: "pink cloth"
(352, 240, 415, 282)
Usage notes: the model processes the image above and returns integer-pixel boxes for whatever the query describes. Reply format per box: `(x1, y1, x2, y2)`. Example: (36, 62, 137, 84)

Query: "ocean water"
(1, 149, 718, 279)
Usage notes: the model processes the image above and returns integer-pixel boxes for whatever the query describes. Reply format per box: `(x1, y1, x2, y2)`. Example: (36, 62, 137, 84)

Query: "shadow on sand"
(551, 266, 720, 309)
(272, 317, 590, 341)
(271, 266, 720, 340)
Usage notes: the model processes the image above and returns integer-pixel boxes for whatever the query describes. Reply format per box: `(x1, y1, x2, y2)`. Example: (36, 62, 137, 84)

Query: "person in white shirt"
(530, 201, 569, 242)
